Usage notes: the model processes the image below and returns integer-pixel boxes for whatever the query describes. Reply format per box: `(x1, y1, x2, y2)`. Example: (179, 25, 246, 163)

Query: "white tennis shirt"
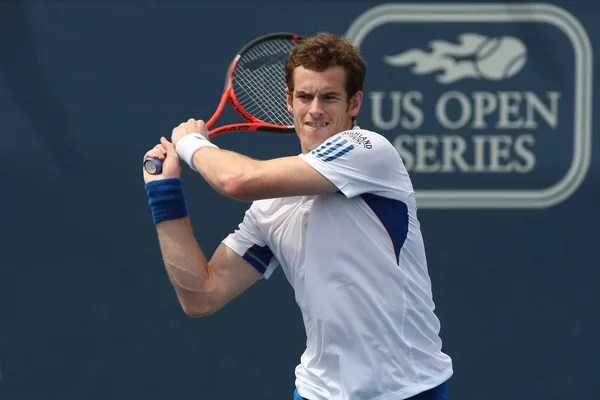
(222, 128, 453, 400)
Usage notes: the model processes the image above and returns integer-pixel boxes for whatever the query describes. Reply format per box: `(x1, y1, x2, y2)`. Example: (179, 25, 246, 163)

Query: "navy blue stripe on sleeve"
(323, 144, 355, 162)
(360, 194, 409, 265)
(242, 244, 274, 274)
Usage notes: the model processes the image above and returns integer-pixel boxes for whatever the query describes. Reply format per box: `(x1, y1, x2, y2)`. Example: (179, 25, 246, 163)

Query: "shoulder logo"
(384, 33, 527, 83)
(341, 131, 373, 149)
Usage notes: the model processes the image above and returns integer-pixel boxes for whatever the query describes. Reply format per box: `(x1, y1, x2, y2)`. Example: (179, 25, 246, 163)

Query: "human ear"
(349, 91, 363, 117)
(286, 87, 293, 113)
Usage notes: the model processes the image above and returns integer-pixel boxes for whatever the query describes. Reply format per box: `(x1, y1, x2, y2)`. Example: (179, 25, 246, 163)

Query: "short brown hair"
(285, 32, 366, 101)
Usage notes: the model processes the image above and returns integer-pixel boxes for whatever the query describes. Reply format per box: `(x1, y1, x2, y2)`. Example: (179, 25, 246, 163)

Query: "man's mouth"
(307, 122, 328, 128)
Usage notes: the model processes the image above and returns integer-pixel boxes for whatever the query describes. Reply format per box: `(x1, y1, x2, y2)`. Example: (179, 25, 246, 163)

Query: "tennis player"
(143, 32, 452, 400)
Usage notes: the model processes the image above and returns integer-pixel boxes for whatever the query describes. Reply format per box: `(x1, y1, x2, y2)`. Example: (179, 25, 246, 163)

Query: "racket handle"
(144, 157, 163, 175)
(144, 131, 211, 175)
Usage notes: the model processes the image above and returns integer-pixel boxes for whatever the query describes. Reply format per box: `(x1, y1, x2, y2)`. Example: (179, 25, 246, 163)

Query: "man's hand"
(143, 137, 182, 184)
(171, 118, 210, 147)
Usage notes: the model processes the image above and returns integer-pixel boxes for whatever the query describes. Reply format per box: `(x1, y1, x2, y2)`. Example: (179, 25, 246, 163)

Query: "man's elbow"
(181, 301, 220, 318)
(220, 173, 257, 202)
(177, 290, 223, 318)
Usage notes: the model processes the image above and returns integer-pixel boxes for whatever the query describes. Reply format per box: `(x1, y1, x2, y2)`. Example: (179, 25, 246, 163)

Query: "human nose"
(308, 97, 324, 116)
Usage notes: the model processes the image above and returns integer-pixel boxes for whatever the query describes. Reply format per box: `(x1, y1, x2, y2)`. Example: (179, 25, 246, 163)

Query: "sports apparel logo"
(384, 33, 527, 83)
(342, 130, 373, 149)
(312, 136, 356, 163)
(345, 3, 592, 209)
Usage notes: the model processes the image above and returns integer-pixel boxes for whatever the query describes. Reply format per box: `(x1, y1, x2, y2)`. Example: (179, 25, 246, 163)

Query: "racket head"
(209, 33, 302, 137)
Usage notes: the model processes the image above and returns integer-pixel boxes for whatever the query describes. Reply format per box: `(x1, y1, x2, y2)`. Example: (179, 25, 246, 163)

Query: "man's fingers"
(161, 137, 178, 157)
(144, 149, 163, 161)
(143, 142, 169, 162)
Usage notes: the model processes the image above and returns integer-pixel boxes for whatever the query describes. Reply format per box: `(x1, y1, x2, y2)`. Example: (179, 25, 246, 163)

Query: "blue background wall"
(0, 1, 598, 399)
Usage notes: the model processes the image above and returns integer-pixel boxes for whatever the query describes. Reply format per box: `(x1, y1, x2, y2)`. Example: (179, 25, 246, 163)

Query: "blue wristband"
(145, 178, 188, 224)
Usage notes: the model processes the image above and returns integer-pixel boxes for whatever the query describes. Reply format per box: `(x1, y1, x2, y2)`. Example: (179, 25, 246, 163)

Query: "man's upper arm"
(205, 243, 263, 311)
(204, 201, 279, 312)
(232, 156, 339, 201)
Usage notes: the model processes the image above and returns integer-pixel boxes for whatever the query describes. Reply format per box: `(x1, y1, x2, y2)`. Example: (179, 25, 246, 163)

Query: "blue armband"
(145, 178, 188, 224)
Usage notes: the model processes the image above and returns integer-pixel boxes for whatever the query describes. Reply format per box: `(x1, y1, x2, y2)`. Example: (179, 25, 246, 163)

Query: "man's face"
(286, 66, 362, 154)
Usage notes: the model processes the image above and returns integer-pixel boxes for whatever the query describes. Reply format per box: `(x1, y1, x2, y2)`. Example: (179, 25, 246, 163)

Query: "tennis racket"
(144, 32, 303, 175)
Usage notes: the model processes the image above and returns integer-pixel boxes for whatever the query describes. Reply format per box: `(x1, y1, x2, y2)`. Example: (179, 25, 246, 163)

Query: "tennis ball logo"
(383, 33, 528, 83)
(474, 36, 527, 80)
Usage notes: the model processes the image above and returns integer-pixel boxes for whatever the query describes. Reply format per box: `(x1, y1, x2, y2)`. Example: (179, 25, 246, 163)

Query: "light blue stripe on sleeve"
(315, 139, 349, 158)
(323, 144, 355, 162)
(312, 136, 342, 155)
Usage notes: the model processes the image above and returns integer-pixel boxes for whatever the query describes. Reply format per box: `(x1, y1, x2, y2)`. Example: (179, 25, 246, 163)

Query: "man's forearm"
(155, 217, 215, 313)
(191, 147, 259, 199)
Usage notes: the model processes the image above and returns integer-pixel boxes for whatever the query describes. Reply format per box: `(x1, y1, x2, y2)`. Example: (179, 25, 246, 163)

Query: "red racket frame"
(206, 32, 302, 137)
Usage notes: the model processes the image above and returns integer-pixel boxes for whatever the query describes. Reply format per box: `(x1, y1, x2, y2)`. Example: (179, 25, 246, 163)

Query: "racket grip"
(144, 157, 163, 175)
(144, 131, 211, 175)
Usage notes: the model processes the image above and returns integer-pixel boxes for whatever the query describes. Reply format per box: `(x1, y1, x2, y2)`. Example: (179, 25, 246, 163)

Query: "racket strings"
(240, 63, 289, 123)
(236, 40, 291, 109)
(235, 43, 291, 124)
(233, 38, 298, 126)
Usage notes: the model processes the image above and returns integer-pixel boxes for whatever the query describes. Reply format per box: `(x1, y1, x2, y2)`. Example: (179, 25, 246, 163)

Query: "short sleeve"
(298, 128, 413, 200)
(222, 204, 280, 279)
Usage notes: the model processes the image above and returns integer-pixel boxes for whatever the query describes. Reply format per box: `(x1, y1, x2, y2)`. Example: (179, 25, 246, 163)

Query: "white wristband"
(175, 134, 218, 172)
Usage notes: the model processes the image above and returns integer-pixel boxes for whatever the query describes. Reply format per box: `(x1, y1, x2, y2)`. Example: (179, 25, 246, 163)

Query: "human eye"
(323, 93, 341, 101)
(296, 93, 312, 101)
